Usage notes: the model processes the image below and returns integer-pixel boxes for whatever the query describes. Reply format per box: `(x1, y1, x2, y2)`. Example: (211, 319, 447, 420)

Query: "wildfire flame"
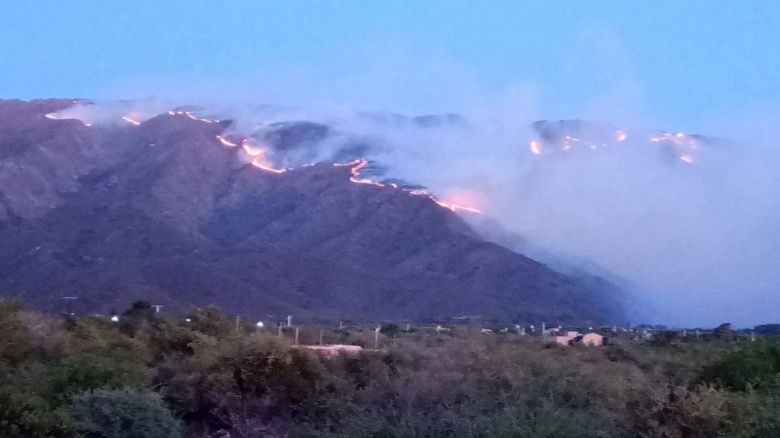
(241, 140, 265, 157)
(680, 154, 694, 164)
(251, 159, 288, 174)
(122, 114, 142, 126)
(344, 159, 386, 187)
(168, 110, 220, 124)
(333, 160, 482, 214)
(648, 132, 699, 164)
(235, 138, 290, 174)
(530, 140, 542, 155)
(216, 135, 238, 148)
(44, 112, 92, 127)
(431, 198, 483, 214)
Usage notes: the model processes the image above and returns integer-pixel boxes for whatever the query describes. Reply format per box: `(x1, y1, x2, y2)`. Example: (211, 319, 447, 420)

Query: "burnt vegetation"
(0, 298, 778, 437)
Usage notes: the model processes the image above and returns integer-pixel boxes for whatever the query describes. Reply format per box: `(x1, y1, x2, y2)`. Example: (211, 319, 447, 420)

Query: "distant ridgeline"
(755, 324, 780, 336)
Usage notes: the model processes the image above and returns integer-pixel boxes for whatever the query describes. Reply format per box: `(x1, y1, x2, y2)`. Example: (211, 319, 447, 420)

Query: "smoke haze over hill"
(40, 95, 780, 327)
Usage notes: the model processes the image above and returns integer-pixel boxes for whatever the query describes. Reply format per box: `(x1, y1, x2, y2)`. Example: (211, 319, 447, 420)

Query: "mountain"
(0, 99, 625, 323)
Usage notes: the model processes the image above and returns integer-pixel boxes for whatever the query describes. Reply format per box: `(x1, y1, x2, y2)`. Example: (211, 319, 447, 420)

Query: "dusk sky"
(2, 2, 779, 133)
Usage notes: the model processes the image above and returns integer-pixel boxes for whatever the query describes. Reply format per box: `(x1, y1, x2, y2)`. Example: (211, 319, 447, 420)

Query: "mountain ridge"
(0, 99, 625, 323)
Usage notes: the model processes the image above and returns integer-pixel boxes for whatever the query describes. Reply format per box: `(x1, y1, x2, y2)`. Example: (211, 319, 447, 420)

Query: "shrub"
(68, 388, 182, 438)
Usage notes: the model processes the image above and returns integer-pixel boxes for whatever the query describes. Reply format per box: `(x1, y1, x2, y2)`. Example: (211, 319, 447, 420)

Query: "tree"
(68, 388, 182, 438)
(119, 301, 157, 336)
(713, 322, 733, 339)
(700, 338, 780, 392)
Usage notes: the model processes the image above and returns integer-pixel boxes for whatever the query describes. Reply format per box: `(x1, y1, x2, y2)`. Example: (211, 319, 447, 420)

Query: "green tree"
(700, 338, 780, 392)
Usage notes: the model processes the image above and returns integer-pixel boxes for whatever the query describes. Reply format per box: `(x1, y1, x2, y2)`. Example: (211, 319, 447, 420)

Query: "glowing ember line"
(351, 177, 385, 187)
(242, 142, 265, 156)
(122, 115, 141, 126)
(432, 198, 483, 214)
(239, 139, 289, 174)
(44, 112, 93, 127)
(333, 159, 364, 167)
(168, 110, 220, 124)
(216, 135, 238, 148)
(680, 155, 694, 164)
(340, 159, 386, 186)
(251, 159, 288, 173)
(334, 160, 482, 214)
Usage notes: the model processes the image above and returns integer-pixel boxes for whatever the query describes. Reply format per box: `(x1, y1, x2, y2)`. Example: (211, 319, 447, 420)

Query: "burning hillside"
(528, 119, 710, 165)
(0, 99, 625, 323)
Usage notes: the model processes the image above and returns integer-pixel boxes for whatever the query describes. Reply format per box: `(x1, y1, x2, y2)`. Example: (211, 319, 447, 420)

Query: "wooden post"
(294, 327, 300, 345)
(374, 326, 380, 349)
(319, 329, 323, 345)
(278, 323, 283, 338)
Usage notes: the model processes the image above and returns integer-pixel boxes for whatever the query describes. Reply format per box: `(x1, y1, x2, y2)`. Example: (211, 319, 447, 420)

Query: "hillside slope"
(0, 100, 625, 323)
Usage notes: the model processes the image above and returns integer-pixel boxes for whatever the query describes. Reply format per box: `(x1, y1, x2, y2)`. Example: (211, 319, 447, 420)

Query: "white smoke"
(56, 33, 780, 328)
(150, 99, 776, 328)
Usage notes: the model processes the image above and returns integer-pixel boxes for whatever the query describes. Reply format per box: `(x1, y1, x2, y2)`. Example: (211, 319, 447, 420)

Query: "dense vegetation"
(0, 299, 778, 437)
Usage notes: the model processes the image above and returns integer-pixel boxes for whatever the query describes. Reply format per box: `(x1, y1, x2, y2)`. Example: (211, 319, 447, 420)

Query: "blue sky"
(1, 1, 778, 132)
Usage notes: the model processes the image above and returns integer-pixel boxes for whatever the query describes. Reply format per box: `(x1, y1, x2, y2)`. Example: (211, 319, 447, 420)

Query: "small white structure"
(297, 344, 363, 358)
(435, 325, 451, 333)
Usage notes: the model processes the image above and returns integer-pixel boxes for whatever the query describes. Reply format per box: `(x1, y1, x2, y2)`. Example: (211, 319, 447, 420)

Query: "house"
(555, 331, 580, 345)
(578, 332, 606, 346)
(554, 331, 606, 346)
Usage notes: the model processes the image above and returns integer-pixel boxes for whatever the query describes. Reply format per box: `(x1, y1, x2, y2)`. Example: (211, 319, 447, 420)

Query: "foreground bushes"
(0, 298, 778, 437)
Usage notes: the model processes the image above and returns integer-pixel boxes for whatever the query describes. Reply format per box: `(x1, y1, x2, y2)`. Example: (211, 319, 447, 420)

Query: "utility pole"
(374, 326, 380, 349)
(286, 315, 292, 327)
(294, 327, 300, 346)
(319, 329, 324, 345)
(278, 323, 283, 338)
